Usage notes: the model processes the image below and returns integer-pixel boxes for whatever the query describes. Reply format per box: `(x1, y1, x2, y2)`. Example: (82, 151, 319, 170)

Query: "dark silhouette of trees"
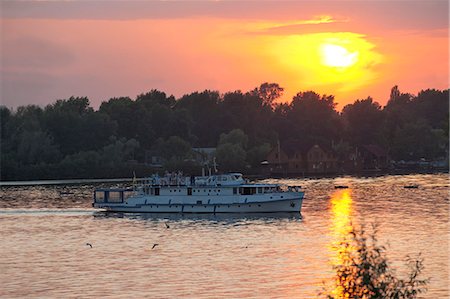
(251, 82, 284, 108)
(383, 86, 448, 160)
(287, 91, 341, 144)
(44, 97, 116, 154)
(342, 97, 384, 146)
(98, 97, 136, 140)
(175, 90, 222, 146)
(0, 84, 448, 180)
(216, 129, 248, 172)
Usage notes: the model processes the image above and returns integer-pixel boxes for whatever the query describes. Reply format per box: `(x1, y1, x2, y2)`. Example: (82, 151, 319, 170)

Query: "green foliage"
(247, 143, 272, 168)
(218, 129, 249, 149)
(155, 136, 192, 161)
(288, 91, 341, 143)
(164, 158, 202, 174)
(216, 142, 247, 172)
(17, 130, 61, 164)
(176, 90, 222, 146)
(102, 137, 140, 166)
(391, 121, 446, 160)
(322, 224, 428, 299)
(215, 129, 251, 171)
(44, 97, 116, 154)
(0, 84, 448, 180)
(342, 97, 384, 146)
(251, 82, 284, 108)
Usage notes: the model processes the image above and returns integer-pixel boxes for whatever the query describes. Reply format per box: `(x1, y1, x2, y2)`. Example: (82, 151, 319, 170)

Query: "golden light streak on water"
(329, 189, 355, 298)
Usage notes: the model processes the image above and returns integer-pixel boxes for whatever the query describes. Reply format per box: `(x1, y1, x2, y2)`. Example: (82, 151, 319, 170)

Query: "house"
(306, 144, 338, 173)
(266, 141, 337, 175)
(266, 146, 290, 174)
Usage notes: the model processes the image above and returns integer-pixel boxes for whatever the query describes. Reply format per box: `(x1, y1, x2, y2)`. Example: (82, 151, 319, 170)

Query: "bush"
(322, 223, 428, 299)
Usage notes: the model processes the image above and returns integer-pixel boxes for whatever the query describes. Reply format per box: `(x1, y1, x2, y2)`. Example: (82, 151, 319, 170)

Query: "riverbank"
(1, 168, 447, 186)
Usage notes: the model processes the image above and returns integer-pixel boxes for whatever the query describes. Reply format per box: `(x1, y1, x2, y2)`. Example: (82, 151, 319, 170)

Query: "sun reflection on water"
(330, 189, 353, 240)
(328, 189, 355, 298)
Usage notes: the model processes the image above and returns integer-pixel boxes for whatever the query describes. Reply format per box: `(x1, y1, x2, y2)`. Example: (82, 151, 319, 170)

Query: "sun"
(268, 32, 383, 96)
(320, 43, 359, 68)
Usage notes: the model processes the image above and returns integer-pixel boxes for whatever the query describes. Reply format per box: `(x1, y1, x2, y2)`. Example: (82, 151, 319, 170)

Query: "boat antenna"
(132, 171, 137, 190)
(213, 157, 218, 173)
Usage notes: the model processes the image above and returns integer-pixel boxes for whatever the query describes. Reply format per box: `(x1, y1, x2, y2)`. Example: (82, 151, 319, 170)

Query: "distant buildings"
(265, 141, 389, 175)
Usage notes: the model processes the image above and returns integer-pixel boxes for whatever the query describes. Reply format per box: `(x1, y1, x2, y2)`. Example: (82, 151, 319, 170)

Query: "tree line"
(1, 83, 448, 180)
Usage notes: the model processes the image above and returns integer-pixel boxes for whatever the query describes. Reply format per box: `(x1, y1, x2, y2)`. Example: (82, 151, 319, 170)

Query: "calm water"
(0, 174, 448, 298)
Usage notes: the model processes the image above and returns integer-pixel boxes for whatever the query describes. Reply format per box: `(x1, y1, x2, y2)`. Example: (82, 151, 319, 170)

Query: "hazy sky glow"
(1, 1, 448, 109)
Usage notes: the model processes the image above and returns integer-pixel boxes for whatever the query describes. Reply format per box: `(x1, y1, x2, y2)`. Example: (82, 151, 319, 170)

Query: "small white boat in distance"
(93, 173, 304, 214)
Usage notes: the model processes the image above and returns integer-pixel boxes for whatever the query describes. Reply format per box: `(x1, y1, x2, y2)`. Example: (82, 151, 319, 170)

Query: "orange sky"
(1, 1, 448, 110)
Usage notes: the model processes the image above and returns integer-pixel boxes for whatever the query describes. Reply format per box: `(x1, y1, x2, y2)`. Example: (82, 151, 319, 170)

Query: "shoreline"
(1, 169, 447, 186)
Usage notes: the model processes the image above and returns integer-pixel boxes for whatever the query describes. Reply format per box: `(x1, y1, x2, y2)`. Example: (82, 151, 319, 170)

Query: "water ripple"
(0, 173, 448, 298)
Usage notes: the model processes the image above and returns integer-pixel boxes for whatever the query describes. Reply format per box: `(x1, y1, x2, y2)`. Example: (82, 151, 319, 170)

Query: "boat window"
(109, 192, 121, 202)
(233, 188, 237, 195)
(155, 188, 160, 196)
(95, 191, 104, 201)
(258, 187, 262, 194)
(241, 187, 256, 195)
(187, 188, 192, 196)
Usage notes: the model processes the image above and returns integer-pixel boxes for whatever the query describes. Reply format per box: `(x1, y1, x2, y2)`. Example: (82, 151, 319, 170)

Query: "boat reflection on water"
(93, 211, 302, 223)
(328, 189, 355, 298)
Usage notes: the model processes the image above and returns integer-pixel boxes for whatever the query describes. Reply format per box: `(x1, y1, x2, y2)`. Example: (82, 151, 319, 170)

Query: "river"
(0, 173, 448, 298)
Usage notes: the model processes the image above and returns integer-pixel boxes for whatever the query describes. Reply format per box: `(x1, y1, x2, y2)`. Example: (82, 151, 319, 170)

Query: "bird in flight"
(86, 243, 93, 248)
(152, 243, 159, 249)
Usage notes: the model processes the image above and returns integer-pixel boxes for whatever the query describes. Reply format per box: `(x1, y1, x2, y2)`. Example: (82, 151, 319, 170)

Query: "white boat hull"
(94, 197, 303, 214)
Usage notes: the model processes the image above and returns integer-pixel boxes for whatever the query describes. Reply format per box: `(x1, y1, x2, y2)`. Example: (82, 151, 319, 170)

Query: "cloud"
(1, 70, 59, 107)
(2, 36, 75, 71)
(248, 15, 350, 35)
(1, 0, 448, 32)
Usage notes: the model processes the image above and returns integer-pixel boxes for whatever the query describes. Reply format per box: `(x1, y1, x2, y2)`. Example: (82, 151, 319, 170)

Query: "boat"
(93, 173, 304, 214)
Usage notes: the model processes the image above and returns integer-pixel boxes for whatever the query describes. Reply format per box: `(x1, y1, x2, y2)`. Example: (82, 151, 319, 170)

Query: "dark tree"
(251, 82, 284, 108)
(342, 97, 384, 146)
(288, 91, 341, 144)
(175, 90, 222, 146)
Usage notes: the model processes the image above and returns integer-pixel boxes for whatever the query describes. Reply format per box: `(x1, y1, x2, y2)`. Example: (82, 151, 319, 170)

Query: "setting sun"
(269, 32, 383, 100)
(320, 44, 358, 67)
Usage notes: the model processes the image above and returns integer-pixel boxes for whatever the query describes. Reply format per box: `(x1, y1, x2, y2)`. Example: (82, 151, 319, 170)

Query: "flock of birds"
(85, 221, 171, 250)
